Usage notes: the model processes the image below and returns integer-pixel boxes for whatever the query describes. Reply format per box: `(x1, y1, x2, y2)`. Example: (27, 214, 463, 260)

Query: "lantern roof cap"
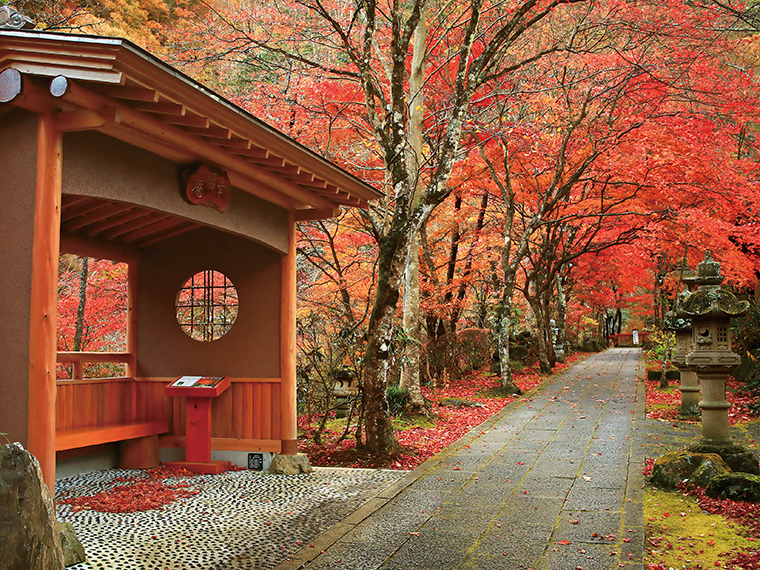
(696, 251, 724, 286)
(664, 310, 691, 330)
(679, 288, 749, 318)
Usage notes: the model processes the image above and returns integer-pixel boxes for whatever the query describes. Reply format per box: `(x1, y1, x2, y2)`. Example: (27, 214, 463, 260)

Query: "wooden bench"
(56, 420, 169, 469)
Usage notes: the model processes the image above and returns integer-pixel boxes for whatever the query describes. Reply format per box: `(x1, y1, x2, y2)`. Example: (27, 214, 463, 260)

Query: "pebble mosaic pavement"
(55, 467, 406, 570)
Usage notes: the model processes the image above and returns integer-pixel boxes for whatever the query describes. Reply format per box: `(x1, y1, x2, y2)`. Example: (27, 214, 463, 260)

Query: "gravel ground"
(56, 466, 406, 570)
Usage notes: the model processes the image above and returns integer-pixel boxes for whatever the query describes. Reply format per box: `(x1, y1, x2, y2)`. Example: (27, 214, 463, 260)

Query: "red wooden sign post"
(165, 376, 232, 474)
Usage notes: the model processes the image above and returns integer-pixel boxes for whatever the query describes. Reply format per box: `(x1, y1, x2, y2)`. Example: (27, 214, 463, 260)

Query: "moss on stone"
(705, 473, 760, 502)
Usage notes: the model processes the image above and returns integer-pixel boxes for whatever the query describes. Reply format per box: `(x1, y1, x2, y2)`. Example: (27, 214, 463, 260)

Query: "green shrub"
(386, 384, 408, 416)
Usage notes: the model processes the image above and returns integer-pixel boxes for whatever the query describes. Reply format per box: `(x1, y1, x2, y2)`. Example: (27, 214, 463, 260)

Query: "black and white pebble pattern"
(56, 467, 406, 569)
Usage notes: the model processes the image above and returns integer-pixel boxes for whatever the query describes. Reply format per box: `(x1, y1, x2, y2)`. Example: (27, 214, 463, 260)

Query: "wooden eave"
(0, 30, 382, 222)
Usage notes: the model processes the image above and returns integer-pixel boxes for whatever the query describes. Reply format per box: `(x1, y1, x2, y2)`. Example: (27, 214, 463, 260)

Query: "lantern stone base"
(678, 370, 700, 418)
(696, 371, 733, 443)
(687, 441, 760, 475)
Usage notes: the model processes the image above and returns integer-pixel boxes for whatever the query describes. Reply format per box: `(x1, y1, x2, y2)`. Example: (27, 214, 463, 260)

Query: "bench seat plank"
(55, 420, 169, 451)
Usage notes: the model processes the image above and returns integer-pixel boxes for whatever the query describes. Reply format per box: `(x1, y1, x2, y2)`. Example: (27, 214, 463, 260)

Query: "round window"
(175, 270, 239, 342)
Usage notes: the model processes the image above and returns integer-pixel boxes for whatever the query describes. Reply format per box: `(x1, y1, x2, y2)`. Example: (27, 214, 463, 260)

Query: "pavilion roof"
(0, 29, 383, 221)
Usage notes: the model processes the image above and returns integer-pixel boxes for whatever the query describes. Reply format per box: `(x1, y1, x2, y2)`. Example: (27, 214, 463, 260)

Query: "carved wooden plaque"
(184, 164, 231, 212)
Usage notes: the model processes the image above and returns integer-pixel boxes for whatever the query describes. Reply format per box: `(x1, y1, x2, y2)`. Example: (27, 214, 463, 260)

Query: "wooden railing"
(54, 370, 283, 453)
(57, 351, 135, 380)
(143, 378, 284, 453)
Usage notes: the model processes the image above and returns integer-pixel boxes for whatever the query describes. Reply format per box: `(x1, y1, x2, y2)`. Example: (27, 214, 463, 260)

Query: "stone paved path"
(281, 348, 647, 570)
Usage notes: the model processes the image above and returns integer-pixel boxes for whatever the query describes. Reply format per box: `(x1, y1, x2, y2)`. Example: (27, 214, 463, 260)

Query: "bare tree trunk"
(555, 275, 567, 361)
(527, 293, 552, 374)
(497, 275, 522, 394)
(399, 9, 427, 415)
(73, 256, 88, 352)
(400, 242, 426, 413)
(362, 229, 411, 454)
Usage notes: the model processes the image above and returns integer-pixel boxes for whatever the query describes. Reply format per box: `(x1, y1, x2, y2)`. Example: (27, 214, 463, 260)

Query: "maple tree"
(169, 0, 627, 455)
(57, 255, 128, 378)
(27, 0, 760, 451)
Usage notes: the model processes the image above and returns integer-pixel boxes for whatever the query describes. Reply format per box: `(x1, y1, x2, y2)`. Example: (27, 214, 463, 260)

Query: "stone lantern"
(665, 297, 699, 417)
(680, 252, 749, 444)
(549, 319, 565, 362)
(331, 367, 359, 419)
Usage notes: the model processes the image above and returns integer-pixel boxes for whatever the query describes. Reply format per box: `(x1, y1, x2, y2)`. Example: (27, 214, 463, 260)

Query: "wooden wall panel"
(242, 383, 253, 439)
(55, 378, 284, 450)
(272, 383, 281, 441)
(55, 379, 133, 431)
(261, 383, 272, 440)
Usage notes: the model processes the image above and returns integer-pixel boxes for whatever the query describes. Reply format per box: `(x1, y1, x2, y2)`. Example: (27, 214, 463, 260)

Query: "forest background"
(39, 0, 760, 457)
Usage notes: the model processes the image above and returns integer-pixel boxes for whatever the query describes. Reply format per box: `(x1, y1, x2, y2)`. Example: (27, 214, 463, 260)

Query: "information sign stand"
(165, 376, 232, 474)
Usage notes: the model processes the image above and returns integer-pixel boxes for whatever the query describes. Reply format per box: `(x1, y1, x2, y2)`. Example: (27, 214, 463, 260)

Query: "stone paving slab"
(283, 348, 647, 570)
(291, 347, 760, 570)
(55, 349, 760, 570)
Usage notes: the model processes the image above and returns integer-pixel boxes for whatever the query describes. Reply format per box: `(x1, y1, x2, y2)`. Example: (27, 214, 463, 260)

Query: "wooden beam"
(64, 202, 134, 231)
(230, 146, 269, 160)
(78, 207, 143, 236)
(185, 124, 231, 139)
(50, 77, 336, 211)
(280, 211, 297, 455)
(158, 436, 281, 453)
(225, 171, 301, 211)
(135, 222, 200, 247)
(133, 102, 185, 116)
(98, 122, 196, 164)
(61, 195, 91, 208)
(57, 351, 136, 364)
(127, 264, 137, 379)
(28, 113, 62, 492)
(60, 231, 141, 264)
(0, 68, 55, 113)
(99, 86, 159, 102)
(56, 420, 169, 451)
(213, 138, 252, 150)
(61, 199, 107, 222)
(242, 156, 286, 169)
(122, 217, 188, 243)
(163, 114, 209, 129)
(102, 212, 164, 240)
(56, 108, 119, 132)
(294, 206, 342, 221)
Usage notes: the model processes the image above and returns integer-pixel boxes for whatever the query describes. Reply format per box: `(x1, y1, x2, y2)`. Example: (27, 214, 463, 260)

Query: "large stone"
(650, 451, 729, 489)
(690, 457, 731, 487)
(0, 443, 64, 570)
(269, 453, 313, 475)
(57, 522, 86, 567)
(688, 442, 760, 475)
(705, 473, 760, 502)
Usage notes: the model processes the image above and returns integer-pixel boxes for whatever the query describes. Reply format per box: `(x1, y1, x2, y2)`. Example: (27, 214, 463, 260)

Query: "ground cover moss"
(645, 486, 757, 569)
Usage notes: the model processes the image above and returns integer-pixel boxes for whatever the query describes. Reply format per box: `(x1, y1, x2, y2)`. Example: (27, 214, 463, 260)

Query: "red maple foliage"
(645, 377, 756, 425)
(645, 371, 760, 570)
(58, 466, 202, 513)
(680, 485, 760, 570)
(298, 354, 583, 470)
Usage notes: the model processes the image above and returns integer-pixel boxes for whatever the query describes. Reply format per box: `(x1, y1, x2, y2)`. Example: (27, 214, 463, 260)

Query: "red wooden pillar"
(280, 211, 297, 454)
(127, 262, 138, 421)
(27, 113, 62, 492)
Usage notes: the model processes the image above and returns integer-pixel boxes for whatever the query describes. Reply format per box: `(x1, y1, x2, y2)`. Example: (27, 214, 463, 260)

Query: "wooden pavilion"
(0, 17, 381, 490)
